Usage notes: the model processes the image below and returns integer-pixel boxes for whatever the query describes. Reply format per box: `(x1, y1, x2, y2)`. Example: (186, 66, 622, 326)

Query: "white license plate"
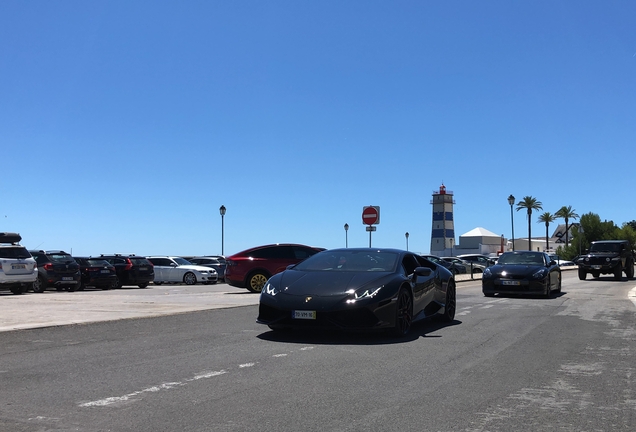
(592, 265, 602, 269)
(293, 310, 316, 320)
(100, 270, 110, 273)
(139, 267, 147, 271)
(502, 280, 520, 286)
(62, 277, 73, 281)
(12, 264, 26, 270)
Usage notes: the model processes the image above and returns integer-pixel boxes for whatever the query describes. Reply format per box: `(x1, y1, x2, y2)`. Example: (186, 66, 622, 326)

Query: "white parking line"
(629, 286, 636, 309)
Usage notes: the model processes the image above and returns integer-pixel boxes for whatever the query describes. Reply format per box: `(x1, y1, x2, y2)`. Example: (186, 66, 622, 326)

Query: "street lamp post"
(405, 232, 409, 251)
(450, 238, 454, 257)
(507, 194, 515, 251)
(219, 205, 226, 255)
(344, 223, 349, 248)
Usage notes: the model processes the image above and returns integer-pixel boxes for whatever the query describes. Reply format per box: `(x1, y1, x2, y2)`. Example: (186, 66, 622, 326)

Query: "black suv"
(98, 254, 154, 288)
(29, 250, 81, 292)
(73, 257, 118, 290)
(576, 240, 635, 281)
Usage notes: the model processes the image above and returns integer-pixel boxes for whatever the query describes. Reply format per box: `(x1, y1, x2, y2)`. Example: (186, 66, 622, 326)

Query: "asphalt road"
(1, 270, 636, 431)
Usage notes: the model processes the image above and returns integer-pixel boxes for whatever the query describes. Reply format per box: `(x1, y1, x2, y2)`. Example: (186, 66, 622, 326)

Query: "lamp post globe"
(507, 195, 515, 251)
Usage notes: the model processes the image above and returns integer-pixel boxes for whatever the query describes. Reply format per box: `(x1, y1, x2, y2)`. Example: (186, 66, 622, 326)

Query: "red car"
(225, 244, 324, 292)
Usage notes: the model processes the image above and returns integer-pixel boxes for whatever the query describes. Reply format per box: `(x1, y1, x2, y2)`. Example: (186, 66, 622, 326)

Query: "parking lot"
(0, 283, 259, 332)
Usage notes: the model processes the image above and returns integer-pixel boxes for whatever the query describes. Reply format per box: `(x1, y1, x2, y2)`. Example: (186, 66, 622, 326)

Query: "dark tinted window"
(0, 247, 31, 259)
(293, 246, 319, 260)
(87, 259, 111, 266)
(251, 247, 294, 259)
(49, 253, 75, 263)
(402, 254, 419, 275)
(131, 258, 152, 266)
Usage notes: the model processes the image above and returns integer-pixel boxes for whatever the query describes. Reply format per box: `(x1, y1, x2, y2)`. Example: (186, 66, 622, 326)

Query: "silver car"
(147, 256, 218, 285)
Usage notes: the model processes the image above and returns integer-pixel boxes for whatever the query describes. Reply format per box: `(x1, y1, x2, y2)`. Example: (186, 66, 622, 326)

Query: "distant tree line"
(556, 215, 636, 260)
(512, 195, 635, 260)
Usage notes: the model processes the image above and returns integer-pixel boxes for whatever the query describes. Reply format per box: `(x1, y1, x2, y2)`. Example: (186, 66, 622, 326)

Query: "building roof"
(461, 227, 501, 238)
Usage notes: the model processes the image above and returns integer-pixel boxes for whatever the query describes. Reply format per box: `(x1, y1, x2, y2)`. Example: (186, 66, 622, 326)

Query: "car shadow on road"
(256, 318, 463, 345)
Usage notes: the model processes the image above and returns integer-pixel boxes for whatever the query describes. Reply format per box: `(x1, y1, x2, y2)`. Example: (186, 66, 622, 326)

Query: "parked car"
(73, 257, 118, 290)
(257, 248, 456, 335)
(441, 257, 473, 273)
(547, 254, 576, 267)
(456, 254, 496, 274)
(30, 250, 81, 292)
(482, 251, 561, 298)
(147, 257, 218, 285)
(0, 233, 37, 295)
(98, 254, 155, 288)
(422, 255, 467, 274)
(183, 256, 225, 281)
(226, 244, 325, 293)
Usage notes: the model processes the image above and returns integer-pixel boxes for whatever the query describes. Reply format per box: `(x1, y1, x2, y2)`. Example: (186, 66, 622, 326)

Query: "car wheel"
(483, 292, 495, 297)
(32, 276, 46, 293)
(392, 287, 413, 336)
(138, 283, 149, 288)
(441, 281, 456, 322)
(247, 272, 268, 293)
(614, 264, 622, 281)
(592, 271, 600, 279)
(77, 280, 85, 291)
(67, 285, 77, 292)
(544, 283, 551, 299)
(154, 281, 163, 286)
(626, 261, 635, 279)
(183, 273, 197, 285)
(10, 286, 25, 295)
(115, 278, 123, 289)
(556, 274, 562, 294)
(578, 268, 587, 280)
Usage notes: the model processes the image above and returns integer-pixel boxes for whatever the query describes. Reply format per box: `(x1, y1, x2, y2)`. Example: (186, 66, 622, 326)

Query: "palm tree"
(537, 212, 556, 252)
(516, 196, 543, 250)
(555, 205, 579, 247)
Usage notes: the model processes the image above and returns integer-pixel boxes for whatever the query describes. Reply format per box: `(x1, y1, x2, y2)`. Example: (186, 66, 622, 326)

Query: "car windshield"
(49, 253, 75, 263)
(589, 243, 620, 253)
(497, 253, 545, 266)
(294, 250, 399, 272)
(173, 257, 191, 266)
(87, 259, 111, 267)
(0, 247, 31, 259)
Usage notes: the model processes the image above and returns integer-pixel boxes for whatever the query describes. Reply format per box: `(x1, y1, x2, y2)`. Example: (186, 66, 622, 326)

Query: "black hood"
(489, 264, 545, 278)
(272, 269, 392, 297)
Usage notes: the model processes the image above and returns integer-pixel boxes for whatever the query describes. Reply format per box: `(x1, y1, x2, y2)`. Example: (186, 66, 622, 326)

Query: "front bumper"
(482, 278, 548, 295)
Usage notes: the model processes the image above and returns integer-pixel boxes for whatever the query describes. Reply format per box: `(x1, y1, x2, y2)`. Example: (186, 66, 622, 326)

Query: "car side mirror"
(170, 263, 177, 267)
(549, 260, 557, 266)
(414, 267, 433, 277)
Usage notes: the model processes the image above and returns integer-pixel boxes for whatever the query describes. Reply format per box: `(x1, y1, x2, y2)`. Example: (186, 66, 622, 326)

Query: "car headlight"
(346, 286, 382, 304)
(262, 281, 279, 297)
(532, 269, 548, 279)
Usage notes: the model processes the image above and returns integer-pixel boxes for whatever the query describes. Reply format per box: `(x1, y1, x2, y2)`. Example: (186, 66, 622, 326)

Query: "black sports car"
(481, 251, 561, 298)
(257, 248, 456, 336)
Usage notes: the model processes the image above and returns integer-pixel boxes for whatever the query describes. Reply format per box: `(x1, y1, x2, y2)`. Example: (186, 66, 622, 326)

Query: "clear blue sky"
(2, 1, 635, 257)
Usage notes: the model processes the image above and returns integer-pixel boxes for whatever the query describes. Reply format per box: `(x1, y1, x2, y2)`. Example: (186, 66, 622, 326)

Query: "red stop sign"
(362, 206, 379, 225)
